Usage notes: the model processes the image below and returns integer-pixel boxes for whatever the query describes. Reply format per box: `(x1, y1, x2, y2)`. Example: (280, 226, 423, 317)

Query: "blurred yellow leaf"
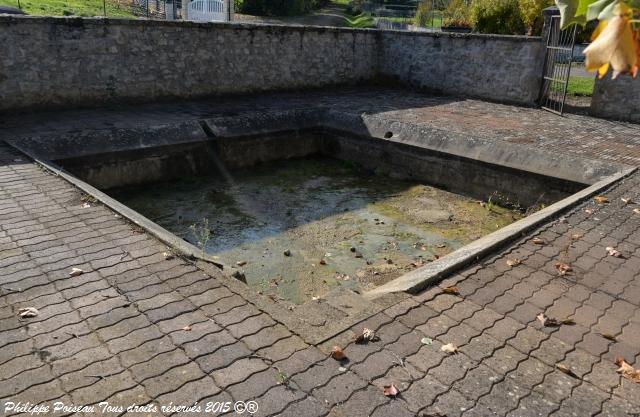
(584, 3, 637, 79)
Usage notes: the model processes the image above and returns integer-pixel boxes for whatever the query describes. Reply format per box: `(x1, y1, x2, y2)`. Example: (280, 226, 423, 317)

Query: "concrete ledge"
(4, 140, 225, 270)
(323, 110, 626, 186)
(8, 121, 208, 160)
(364, 167, 636, 299)
(0, 15, 541, 42)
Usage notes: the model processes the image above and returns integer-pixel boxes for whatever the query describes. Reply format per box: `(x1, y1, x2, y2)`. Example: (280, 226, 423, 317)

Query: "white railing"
(187, 0, 227, 22)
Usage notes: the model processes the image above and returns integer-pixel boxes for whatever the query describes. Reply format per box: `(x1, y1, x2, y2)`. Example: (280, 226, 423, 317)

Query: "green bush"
(414, 1, 431, 27)
(470, 0, 526, 34)
(443, 0, 472, 27)
(518, 0, 553, 35)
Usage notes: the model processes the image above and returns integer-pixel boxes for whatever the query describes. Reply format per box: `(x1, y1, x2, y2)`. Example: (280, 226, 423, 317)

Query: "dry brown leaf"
(441, 343, 458, 354)
(17, 307, 39, 318)
(182, 325, 192, 331)
(506, 258, 522, 267)
(601, 333, 617, 342)
(594, 196, 609, 204)
(615, 357, 640, 384)
(554, 262, 572, 276)
(537, 313, 573, 327)
(383, 384, 399, 397)
(536, 313, 548, 326)
(354, 328, 378, 344)
(330, 346, 346, 360)
(442, 286, 460, 295)
(69, 267, 84, 277)
(532, 238, 547, 245)
(606, 247, 624, 258)
(556, 363, 579, 379)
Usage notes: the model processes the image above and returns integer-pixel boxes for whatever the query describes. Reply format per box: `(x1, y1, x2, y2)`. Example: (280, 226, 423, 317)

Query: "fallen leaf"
(236, 260, 247, 266)
(319, 259, 327, 265)
(621, 197, 633, 204)
(441, 343, 458, 354)
(556, 363, 579, 379)
(182, 325, 192, 331)
(537, 313, 572, 327)
(354, 328, 378, 344)
(311, 296, 320, 301)
(330, 346, 346, 360)
(634, 208, 640, 214)
(421, 337, 433, 345)
(506, 258, 522, 267)
(383, 384, 399, 397)
(606, 247, 624, 258)
(436, 244, 446, 248)
(601, 333, 617, 342)
(594, 196, 609, 204)
(18, 307, 39, 318)
(615, 357, 640, 384)
(442, 286, 460, 295)
(163, 252, 174, 260)
(69, 267, 84, 277)
(554, 262, 572, 276)
(532, 238, 547, 245)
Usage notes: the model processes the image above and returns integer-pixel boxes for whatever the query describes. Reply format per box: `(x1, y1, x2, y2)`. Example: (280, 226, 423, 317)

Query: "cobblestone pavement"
(1, 88, 640, 417)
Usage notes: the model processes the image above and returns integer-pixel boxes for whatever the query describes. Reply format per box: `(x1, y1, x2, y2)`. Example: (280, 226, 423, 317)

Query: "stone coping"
(0, 14, 542, 42)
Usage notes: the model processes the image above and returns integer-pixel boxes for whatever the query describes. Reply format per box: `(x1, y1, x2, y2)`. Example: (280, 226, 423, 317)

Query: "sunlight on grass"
(0, 0, 134, 17)
(567, 76, 595, 97)
(345, 13, 375, 28)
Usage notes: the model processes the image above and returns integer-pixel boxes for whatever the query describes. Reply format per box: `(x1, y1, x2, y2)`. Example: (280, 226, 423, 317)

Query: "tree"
(519, 0, 554, 34)
(556, 0, 640, 79)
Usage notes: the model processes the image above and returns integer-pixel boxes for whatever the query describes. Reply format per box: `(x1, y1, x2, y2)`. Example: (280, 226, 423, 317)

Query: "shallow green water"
(110, 157, 522, 303)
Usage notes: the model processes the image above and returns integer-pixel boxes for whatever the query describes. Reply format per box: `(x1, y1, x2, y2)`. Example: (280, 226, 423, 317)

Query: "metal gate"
(539, 15, 578, 115)
(187, 0, 227, 21)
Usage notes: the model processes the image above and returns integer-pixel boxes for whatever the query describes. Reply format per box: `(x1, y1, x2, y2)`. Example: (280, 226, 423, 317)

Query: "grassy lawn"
(0, 0, 134, 17)
(567, 75, 595, 96)
(345, 13, 375, 28)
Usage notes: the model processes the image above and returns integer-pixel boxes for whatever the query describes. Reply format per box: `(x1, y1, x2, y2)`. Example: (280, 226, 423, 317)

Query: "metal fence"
(131, 0, 175, 19)
(365, 0, 460, 32)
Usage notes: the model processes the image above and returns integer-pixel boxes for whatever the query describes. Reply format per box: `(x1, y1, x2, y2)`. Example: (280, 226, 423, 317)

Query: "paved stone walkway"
(1, 88, 640, 417)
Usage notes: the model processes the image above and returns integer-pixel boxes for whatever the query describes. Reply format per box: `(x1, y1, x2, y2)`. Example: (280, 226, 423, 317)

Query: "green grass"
(567, 75, 595, 97)
(0, 0, 134, 17)
(345, 12, 375, 28)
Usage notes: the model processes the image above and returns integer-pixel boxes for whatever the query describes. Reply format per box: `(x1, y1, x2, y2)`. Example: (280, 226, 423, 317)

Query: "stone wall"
(379, 31, 545, 105)
(591, 74, 640, 123)
(0, 16, 545, 110)
(0, 16, 378, 110)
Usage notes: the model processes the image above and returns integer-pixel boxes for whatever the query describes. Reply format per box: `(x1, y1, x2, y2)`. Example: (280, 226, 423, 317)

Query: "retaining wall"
(591, 74, 640, 123)
(0, 15, 544, 110)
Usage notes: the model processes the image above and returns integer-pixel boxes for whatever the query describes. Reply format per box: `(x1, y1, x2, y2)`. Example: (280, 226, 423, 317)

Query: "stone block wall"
(379, 31, 545, 105)
(0, 16, 545, 110)
(591, 74, 640, 123)
(0, 17, 378, 110)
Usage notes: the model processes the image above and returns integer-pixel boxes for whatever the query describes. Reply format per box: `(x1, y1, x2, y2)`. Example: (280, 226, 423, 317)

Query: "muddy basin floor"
(110, 156, 523, 303)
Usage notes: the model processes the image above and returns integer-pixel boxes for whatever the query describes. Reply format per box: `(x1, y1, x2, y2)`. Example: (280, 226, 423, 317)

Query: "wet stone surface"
(111, 156, 523, 303)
